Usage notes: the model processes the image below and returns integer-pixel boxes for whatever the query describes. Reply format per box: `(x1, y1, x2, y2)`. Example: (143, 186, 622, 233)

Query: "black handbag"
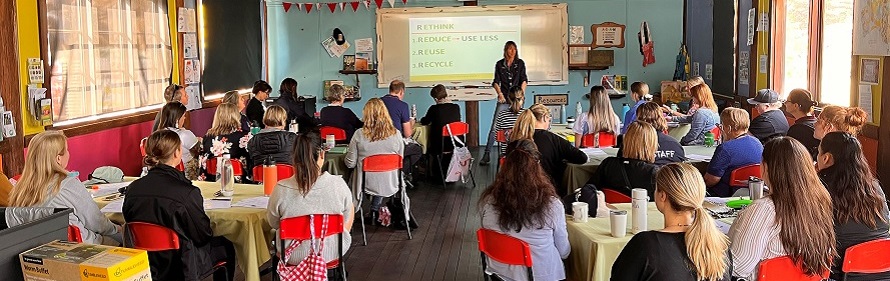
(562, 183, 598, 217)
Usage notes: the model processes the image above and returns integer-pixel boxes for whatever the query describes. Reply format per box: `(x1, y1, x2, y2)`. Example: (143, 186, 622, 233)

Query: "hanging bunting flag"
(402, 0, 407, 3)
(374, 0, 383, 8)
(386, 0, 394, 7)
(327, 3, 337, 12)
(304, 3, 314, 13)
(363, 0, 371, 10)
(283, 2, 293, 12)
(340, 2, 346, 11)
(351, 1, 360, 11)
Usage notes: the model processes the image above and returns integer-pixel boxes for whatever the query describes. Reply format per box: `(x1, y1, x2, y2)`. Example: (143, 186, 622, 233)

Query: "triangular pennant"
(374, 0, 383, 8)
(283, 2, 293, 12)
(340, 2, 346, 11)
(386, 0, 394, 7)
(304, 3, 314, 13)
(317, 3, 322, 12)
(327, 2, 337, 12)
(351, 1, 360, 11)
(295, 3, 302, 11)
(402, 0, 406, 3)
(363, 0, 370, 10)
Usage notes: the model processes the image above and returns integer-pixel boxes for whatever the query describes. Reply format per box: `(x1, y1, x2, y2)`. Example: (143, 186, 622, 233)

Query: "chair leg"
(480, 253, 490, 281)
(437, 154, 446, 188)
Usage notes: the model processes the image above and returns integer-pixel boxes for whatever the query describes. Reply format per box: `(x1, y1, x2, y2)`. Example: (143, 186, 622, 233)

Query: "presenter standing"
(481, 41, 528, 165)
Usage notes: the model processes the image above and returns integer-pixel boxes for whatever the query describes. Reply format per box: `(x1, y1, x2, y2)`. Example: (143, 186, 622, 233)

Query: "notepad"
(89, 182, 129, 198)
(232, 196, 270, 209)
(204, 198, 232, 210)
(100, 199, 124, 213)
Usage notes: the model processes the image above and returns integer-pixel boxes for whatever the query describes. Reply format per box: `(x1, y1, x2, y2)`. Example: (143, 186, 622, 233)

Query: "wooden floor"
(236, 149, 495, 281)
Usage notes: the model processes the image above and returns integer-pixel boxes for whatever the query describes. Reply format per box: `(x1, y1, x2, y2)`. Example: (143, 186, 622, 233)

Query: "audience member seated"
(248, 105, 297, 166)
(274, 77, 317, 132)
(573, 86, 620, 147)
(8, 131, 121, 245)
(748, 89, 789, 142)
(617, 102, 685, 165)
(492, 86, 525, 157)
(587, 122, 659, 200)
(246, 80, 272, 129)
(479, 139, 569, 281)
(153, 102, 200, 180)
(164, 84, 189, 104)
(814, 105, 868, 140)
(267, 132, 354, 278)
(345, 98, 404, 225)
(817, 132, 890, 281)
(320, 84, 363, 142)
(704, 108, 763, 197)
(123, 130, 236, 281)
(669, 84, 719, 145)
(621, 82, 649, 134)
(420, 84, 461, 155)
(612, 163, 729, 281)
(728, 137, 834, 280)
(380, 80, 423, 178)
(662, 76, 705, 118)
(512, 104, 586, 196)
(783, 88, 819, 159)
(223, 90, 251, 132)
(199, 103, 252, 182)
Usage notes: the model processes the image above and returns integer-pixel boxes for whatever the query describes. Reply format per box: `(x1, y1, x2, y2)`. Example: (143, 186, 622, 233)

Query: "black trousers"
(203, 236, 237, 281)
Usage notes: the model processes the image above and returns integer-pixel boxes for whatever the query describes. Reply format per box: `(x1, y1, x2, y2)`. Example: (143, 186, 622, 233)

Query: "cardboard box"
(19, 241, 151, 281)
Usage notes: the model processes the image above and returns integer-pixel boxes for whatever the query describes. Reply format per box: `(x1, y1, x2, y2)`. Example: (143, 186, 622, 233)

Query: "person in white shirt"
(573, 86, 620, 147)
(152, 102, 199, 179)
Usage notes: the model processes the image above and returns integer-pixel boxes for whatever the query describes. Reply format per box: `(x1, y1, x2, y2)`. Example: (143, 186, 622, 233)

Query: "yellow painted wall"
(854, 56, 883, 125)
(754, 0, 770, 91)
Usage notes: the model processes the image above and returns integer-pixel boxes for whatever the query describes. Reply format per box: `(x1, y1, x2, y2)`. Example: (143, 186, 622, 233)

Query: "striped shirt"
(495, 109, 524, 155)
(728, 197, 786, 280)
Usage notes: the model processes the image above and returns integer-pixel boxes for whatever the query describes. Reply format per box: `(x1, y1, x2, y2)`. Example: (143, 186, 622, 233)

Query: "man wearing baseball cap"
(748, 89, 790, 142)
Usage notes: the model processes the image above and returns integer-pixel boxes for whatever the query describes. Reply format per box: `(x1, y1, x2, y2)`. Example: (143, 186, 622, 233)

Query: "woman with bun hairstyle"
(783, 89, 819, 158)
(123, 130, 237, 281)
(814, 105, 868, 140)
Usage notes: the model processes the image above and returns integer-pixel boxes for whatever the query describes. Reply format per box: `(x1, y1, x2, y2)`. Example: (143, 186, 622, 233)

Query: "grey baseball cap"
(748, 89, 780, 105)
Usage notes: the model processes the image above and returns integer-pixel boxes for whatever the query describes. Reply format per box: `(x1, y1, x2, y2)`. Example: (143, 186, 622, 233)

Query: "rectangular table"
(96, 180, 273, 281)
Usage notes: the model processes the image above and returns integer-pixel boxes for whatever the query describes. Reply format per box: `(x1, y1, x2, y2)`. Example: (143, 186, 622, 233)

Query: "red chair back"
(498, 157, 505, 167)
(126, 222, 180, 251)
(476, 228, 533, 267)
(139, 137, 148, 157)
(176, 162, 185, 172)
(206, 158, 244, 177)
(67, 225, 82, 243)
(758, 256, 828, 281)
(442, 122, 470, 137)
(730, 164, 761, 187)
(842, 238, 890, 274)
(581, 132, 617, 148)
(319, 126, 347, 141)
(279, 214, 345, 240)
(710, 126, 721, 140)
(496, 130, 508, 143)
(362, 154, 403, 172)
(602, 188, 632, 203)
(252, 164, 296, 183)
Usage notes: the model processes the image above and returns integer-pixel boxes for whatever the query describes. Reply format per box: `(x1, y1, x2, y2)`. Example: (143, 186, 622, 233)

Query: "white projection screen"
(376, 4, 568, 88)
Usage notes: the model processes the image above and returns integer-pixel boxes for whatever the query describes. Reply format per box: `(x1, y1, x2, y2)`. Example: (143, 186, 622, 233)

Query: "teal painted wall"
(267, 0, 684, 145)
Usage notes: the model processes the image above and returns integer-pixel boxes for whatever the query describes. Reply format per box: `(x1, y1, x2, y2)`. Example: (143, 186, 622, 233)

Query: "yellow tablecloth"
(96, 180, 273, 281)
(668, 123, 692, 140)
(412, 125, 429, 154)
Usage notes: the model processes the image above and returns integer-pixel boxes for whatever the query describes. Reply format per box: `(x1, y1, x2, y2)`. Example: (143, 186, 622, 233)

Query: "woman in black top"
(246, 80, 272, 129)
(612, 163, 729, 281)
(817, 132, 890, 281)
(589, 121, 660, 199)
(199, 103, 252, 182)
(617, 102, 685, 165)
(511, 104, 587, 196)
(481, 41, 528, 165)
(247, 105, 297, 167)
(784, 88, 819, 159)
(320, 84, 363, 142)
(274, 78, 317, 133)
(420, 84, 461, 155)
(123, 130, 236, 281)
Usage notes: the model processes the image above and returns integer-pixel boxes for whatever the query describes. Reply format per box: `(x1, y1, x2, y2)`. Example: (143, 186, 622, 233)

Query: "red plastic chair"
(176, 162, 185, 172)
(206, 158, 244, 178)
(581, 131, 617, 148)
(495, 130, 508, 170)
(360, 154, 411, 245)
(730, 164, 761, 187)
(139, 137, 148, 157)
(602, 188, 632, 203)
(273, 214, 346, 279)
(758, 255, 828, 281)
(319, 126, 348, 142)
(251, 164, 296, 183)
(126, 222, 229, 280)
(842, 238, 890, 279)
(710, 126, 721, 141)
(476, 228, 533, 281)
(67, 225, 82, 243)
(437, 122, 476, 188)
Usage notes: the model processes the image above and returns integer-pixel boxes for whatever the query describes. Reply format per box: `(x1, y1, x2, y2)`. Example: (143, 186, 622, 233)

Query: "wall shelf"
(339, 70, 377, 75)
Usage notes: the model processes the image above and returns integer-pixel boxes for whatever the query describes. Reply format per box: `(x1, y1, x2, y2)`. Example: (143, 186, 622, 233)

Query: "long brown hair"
(635, 102, 668, 132)
(291, 132, 325, 196)
(586, 86, 619, 133)
(510, 103, 548, 141)
(361, 98, 398, 142)
(763, 137, 835, 276)
(479, 139, 557, 232)
(9, 131, 69, 207)
(207, 103, 241, 136)
(143, 130, 182, 167)
(819, 132, 887, 228)
(153, 102, 187, 131)
(689, 84, 718, 112)
(656, 163, 728, 280)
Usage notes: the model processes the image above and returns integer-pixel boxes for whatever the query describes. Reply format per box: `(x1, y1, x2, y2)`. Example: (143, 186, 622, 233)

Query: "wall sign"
(591, 22, 626, 48)
(534, 94, 569, 105)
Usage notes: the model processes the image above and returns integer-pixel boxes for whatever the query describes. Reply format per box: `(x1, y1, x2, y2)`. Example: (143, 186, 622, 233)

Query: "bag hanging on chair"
(277, 215, 329, 281)
(445, 124, 472, 183)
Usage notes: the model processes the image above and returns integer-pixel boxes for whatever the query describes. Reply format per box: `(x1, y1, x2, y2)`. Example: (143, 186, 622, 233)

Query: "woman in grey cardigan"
(479, 139, 569, 281)
(345, 98, 405, 224)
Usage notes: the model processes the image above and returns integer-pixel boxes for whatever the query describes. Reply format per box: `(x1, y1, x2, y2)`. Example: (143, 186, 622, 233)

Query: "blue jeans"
(484, 103, 511, 155)
(370, 196, 384, 211)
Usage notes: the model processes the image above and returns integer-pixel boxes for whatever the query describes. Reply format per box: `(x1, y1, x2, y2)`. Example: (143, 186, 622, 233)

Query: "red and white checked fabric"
(277, 215, 329, 281)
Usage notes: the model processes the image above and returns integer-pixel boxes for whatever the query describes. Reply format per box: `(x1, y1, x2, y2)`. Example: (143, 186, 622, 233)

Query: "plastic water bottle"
(621, 103, 631, 123)
(575, 101, 583, 120)
(263, 157, 277, 196)
(560, 104, 566, 123)
(219, 154, 234, 197)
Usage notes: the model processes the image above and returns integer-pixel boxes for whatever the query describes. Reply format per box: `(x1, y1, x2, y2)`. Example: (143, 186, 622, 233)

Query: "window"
(45, 0, 172, 125)
(772, 0, 853, 106)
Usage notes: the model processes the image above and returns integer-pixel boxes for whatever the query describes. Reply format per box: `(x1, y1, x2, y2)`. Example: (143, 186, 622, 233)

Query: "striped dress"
(728, 197, 787, 280)
(494, 109, 525, 156)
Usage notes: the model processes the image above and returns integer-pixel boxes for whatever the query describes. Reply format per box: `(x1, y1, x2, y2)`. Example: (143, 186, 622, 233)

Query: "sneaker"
(479, 152, 491, 166)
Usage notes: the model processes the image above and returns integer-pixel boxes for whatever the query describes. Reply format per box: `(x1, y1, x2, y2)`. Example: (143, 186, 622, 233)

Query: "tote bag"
(445, 124, 472, 183)
(277, 215, 329, 281)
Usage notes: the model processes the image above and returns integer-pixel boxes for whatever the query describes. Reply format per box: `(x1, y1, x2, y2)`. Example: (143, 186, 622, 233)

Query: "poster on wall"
(356, 38, 373, 52)
(185, 85, 201, 110)
(183, 34, 198, 59)
(178, 8, 188, 32)
(746, 8, 755, 46)
(859, 58, 880, 85)
(858, 84, 874, 123)
(184, 60, 200, 84)
(739, 51, 750, 85)
(570, 26, 584, 44)
(852, 0, 890, 56)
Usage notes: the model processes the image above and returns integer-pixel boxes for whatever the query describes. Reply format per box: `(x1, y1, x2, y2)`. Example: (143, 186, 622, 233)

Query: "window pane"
(781, 0, 811, 98)
(47, 0, 171, 123)
(819, 0, 854, 106)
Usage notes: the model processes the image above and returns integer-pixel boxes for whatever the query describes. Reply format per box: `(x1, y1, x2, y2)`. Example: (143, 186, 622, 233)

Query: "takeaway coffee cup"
(572, 202, 589, 223)
(610, 210, 628, 238)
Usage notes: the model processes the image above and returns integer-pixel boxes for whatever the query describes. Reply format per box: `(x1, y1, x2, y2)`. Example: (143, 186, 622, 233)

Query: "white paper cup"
(610, 210, 628, 238)
(572, 202, 589, 223)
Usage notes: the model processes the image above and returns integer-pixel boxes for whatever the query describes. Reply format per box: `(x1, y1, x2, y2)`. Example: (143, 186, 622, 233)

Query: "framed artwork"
(860, 58, 880, 85)
(569, 45, 589, 66)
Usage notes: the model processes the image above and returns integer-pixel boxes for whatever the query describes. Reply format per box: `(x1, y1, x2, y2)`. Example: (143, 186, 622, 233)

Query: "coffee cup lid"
(610, 210, 627, 215)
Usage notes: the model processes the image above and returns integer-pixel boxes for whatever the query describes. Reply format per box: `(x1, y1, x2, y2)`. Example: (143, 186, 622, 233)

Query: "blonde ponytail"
(511, 110, 536, 141)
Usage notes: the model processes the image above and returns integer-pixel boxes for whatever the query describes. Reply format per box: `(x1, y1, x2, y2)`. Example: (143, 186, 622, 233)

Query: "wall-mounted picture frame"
(591, 22, 626, 49)
(342, 55, 356, 71)
(569, 45, 589, 66)
(860, 58, 880, 85)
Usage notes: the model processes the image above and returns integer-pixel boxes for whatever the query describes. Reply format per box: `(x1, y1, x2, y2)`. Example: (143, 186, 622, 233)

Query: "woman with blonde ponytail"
(490, 86, 526, 157)
(612, 162, 729, 281)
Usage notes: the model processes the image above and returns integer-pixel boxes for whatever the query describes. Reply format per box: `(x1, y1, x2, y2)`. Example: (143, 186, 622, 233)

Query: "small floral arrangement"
(210, 137, 232, 157)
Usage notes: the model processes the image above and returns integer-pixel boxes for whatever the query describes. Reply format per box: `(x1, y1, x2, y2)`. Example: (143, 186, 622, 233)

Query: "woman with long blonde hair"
(573, 86, 620, 147)
(511, 104, 586, 196)
(9, 131, 121, 245)
(617, 102, 685, 165)
(612, 163, 729, 281)
(345, 98, 404, 225)
(729, 137, 835, 280)
(589, 121, 660, 199)
(670, 84, 719, 145)
(222, 90, 251, 131)
(199, 103, 252, 181)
